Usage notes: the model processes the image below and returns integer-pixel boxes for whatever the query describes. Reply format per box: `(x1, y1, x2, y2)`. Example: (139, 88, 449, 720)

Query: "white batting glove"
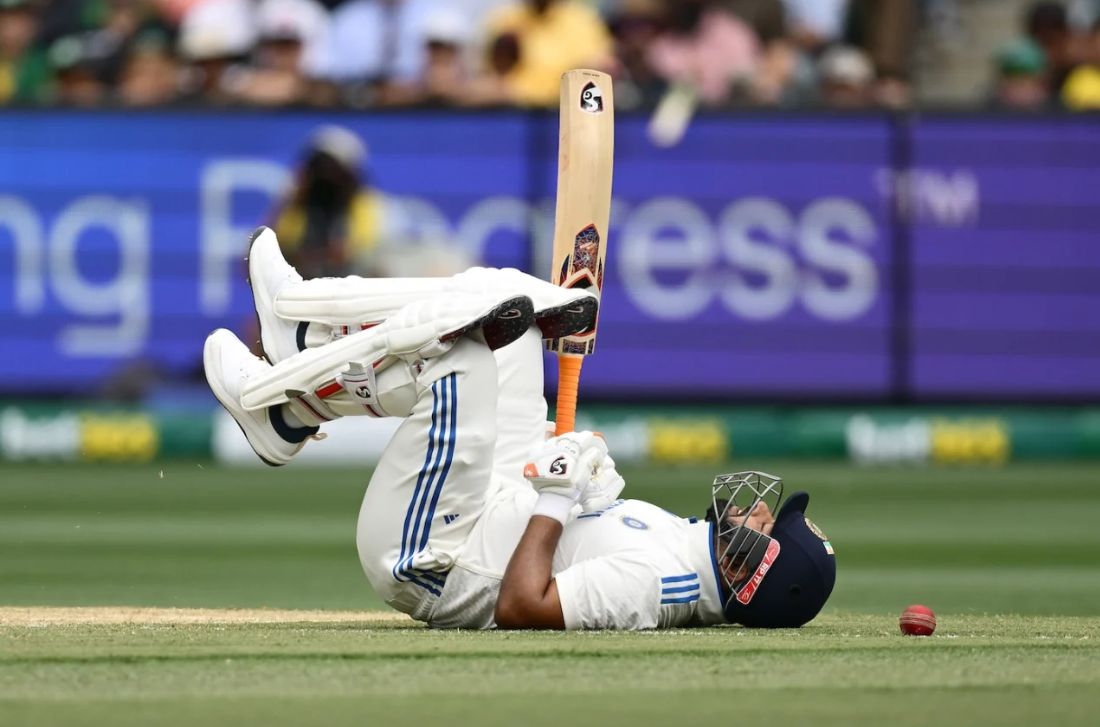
(524, 435, 603, 525)
(580, 452, 626, 513)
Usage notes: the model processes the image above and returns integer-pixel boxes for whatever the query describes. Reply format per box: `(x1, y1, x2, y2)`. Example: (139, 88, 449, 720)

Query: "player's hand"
(523, 435, 603, 504)
(580, 451, 626, 513)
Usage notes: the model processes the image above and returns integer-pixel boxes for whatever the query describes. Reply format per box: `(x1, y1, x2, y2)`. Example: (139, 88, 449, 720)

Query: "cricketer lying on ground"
(204, 228, 837, 630)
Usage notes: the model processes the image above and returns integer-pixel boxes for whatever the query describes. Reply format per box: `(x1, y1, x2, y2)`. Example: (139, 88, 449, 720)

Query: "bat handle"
(554, 356, 584, 436)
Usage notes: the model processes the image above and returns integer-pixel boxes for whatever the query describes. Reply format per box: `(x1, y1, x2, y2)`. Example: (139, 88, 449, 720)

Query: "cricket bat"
(548, 69, 614, 436)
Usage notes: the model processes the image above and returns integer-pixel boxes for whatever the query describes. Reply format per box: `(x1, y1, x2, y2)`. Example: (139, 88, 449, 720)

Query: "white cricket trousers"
(354, 327, 546, 625)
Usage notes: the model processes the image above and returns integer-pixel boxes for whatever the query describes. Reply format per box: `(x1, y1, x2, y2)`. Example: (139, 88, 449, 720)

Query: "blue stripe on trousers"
(392, 377, 442, 586)
(414, 374, 457, 562)
(403, 375, 451, 580)
(394, 374, 457, 594)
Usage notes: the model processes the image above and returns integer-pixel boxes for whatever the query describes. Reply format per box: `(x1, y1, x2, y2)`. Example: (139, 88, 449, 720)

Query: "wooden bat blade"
(548, 69, 614, 359)
(549, 69, 614, 435)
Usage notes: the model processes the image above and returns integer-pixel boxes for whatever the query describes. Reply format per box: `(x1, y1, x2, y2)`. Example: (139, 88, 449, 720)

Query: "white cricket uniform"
(443, 495, 728, 630)
(341, 324, 725, 629)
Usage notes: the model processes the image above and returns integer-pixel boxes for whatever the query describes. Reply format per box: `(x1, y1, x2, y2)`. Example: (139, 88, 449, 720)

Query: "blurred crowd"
(991, 1, 1100, 110)
(0, 0, 916, 109)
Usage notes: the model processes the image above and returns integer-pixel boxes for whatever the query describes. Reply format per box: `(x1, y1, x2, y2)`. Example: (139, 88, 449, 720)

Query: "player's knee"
(435, 337, 499, 390)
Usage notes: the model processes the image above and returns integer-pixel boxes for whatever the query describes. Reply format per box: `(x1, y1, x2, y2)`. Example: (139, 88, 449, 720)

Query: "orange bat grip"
(554, 356, 584, 436)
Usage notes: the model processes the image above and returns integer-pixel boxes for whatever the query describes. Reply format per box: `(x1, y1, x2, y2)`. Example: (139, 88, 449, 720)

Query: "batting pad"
(240, 293, 512, 411)
(274, 277, 444, 325)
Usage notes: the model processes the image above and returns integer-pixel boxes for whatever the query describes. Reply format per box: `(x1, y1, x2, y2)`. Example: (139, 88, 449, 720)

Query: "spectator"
(781, 0, 850, 51)
(256, 0, 332, 79)
(607, 0, 667, 109)
(1063, 18, 1100, 108)
(47, 34, 108, 106)
(326, 0, 438, 88)
(118, 27, 179, 105)
(816, 44, 873, 107)
(176, 0, 255, 105)
(646, 0, 760, 106)
(847, 0, 914, 105)
(377, 8, 475, 106)
(457, 31, 522, 106)
(0, 0, 51, 105)
(270, 126, 412, 278)
(722, 0, 803, 105)
(231, 0, 331, 106)
(991, 38, 1050, 111)
(481, 0, 615, 107)
(83, 0, 156, 88)
(1025, 1, 1076, 96)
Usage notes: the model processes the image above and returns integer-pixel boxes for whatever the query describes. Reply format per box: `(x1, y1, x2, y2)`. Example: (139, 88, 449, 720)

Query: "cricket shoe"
(446, 268, 600, 341)
(247, 226, 305, 366)
(204, 328, 324, 467)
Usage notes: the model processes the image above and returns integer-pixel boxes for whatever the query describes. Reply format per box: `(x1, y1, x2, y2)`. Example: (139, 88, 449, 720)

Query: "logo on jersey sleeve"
(619, 515, 649, 531)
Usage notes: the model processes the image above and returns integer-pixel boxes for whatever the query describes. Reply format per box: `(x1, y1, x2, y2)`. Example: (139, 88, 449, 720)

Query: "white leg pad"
(240, 294, 509, 411)
(274, 277, 445, 325)
(273, 268, 596, 325)
(450, 267, 598, 313)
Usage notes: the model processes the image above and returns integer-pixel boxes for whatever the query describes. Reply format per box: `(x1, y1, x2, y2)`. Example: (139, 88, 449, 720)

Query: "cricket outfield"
(2, 462, 1099, 725)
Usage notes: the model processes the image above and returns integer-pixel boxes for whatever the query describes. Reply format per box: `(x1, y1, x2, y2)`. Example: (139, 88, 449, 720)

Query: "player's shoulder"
(572, 500, 689, 540)
(617, 499, 693, 527)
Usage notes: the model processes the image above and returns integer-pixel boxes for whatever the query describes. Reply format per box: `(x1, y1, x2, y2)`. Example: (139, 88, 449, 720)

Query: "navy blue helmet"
(706, 472, 836, 628)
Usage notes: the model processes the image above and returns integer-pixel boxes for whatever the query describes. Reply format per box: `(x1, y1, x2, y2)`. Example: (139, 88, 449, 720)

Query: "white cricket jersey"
(551, 500, 727, 630)
(424, 491, 727, 630)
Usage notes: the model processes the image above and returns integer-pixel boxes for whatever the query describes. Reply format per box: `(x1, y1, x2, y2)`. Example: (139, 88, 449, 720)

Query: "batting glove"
(580, 452, 626, 513)
(524, 435, 603, 525)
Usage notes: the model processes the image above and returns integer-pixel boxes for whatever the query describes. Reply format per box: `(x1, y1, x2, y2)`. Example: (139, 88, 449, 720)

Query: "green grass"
(3, 461, 1100, 614)
(3, 461, 1100, 725)
(2, 616, 1100, 726)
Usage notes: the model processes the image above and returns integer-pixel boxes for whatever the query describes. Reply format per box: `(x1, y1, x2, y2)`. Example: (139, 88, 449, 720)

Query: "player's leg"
(246, 225, 588, 472)
(246, 227, 536, 429)
(489, 326, 550, 483)
(355, 335, 502, 618)
(205, 290, 533, 466)
(247, 226, 598, 365)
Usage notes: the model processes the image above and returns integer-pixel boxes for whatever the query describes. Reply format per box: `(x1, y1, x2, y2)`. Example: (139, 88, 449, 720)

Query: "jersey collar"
(686, 520, 727, 625)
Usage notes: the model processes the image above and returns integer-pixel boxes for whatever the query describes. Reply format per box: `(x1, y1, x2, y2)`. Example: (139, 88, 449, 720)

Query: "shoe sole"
(204, 333, 283, 468)
(443, 295, 536, 351)
(535, 297, 599, 339)
(246, 226, 291, 366)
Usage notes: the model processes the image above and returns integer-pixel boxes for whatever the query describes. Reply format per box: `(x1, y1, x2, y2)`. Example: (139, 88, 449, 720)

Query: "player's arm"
(495, 436, 601, 630)
(495, 516, 566, 630)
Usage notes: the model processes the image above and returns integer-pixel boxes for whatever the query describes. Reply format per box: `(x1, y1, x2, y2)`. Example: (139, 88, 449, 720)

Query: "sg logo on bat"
(580, 82, 604, 114)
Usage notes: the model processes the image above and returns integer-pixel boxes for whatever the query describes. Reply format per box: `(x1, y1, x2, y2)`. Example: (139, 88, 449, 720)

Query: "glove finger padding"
(581, 453, 627, 513)
(524, 442, 603, 503)
(532, 430, 606, 460)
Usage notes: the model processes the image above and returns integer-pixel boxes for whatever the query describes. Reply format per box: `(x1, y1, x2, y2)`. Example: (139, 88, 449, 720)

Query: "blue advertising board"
(910, 118, 1100, 396)
(0, 112, 533, 391)
(1, 111, 1098, 399)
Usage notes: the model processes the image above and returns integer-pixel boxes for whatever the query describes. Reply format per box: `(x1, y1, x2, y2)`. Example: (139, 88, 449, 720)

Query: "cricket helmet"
(707, 471, 836, 628)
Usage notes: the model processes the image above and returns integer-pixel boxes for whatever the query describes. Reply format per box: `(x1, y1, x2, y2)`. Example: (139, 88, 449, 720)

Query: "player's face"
(725, 500, 775, 536)
(715, 502, 776, 591)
